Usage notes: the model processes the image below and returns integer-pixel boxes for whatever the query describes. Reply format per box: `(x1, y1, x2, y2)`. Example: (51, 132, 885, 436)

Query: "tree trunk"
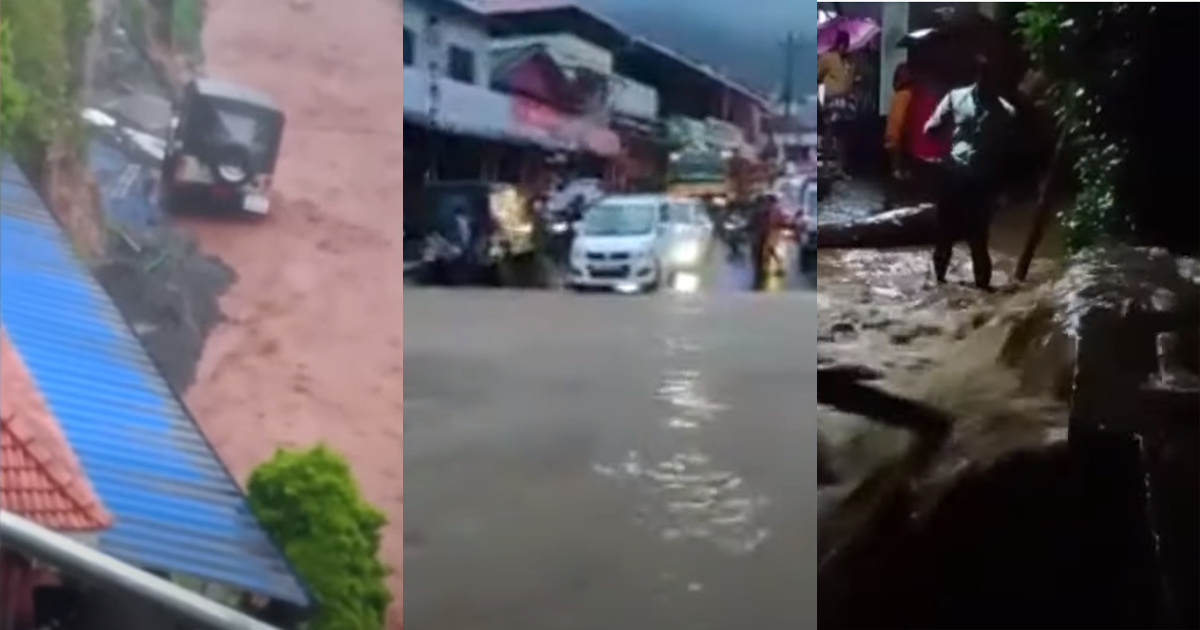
(817, 203, 940, 250)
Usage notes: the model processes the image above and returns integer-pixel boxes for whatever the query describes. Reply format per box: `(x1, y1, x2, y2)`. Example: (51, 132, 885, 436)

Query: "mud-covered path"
(183, 0, 405, 625)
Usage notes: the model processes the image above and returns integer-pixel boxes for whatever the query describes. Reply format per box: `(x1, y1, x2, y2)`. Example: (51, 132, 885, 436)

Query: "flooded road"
(404, 287, 817, 629)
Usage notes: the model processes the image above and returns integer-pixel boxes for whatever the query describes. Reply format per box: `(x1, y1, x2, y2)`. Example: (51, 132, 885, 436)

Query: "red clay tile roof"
(0, 331, 112, 532)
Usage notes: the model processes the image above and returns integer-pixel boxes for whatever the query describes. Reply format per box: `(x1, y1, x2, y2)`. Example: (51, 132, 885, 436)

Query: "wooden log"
(817, 203, 940, 250)
(817, 365, 952, 438)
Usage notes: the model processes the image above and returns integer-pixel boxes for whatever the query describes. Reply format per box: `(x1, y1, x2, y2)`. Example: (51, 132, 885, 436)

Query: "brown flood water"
(817, 182, 1071, 505)
(819, 184, 1066, 369)
(182, 0, 405, 625)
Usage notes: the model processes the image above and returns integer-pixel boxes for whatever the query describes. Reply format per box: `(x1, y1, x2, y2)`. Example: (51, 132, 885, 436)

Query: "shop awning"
(0, 155, 310, 609)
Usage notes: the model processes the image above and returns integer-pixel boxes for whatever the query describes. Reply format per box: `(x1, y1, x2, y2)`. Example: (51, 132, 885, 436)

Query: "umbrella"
(817, 15, 881, 55)
(897, 27, 945, 49)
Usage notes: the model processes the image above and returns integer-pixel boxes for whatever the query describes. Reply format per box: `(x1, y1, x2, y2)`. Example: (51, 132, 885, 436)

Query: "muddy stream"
(179, 0, 406, 626)
(817, 181, 1198, 628)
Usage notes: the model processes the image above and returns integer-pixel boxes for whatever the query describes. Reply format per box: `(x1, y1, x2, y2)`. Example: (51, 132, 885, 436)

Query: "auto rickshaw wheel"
(496, 253, 547, 288)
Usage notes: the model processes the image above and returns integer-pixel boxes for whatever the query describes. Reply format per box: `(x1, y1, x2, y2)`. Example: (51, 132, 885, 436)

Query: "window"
(403, 28, 415, 66)
(447, 45, 476, 83)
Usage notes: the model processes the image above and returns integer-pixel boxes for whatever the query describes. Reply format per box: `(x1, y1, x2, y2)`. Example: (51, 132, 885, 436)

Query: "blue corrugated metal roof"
(0, 154, 310, 608)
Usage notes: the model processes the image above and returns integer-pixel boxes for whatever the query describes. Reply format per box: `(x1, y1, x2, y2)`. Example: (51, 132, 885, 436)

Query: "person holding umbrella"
(818, 30, 857, 178)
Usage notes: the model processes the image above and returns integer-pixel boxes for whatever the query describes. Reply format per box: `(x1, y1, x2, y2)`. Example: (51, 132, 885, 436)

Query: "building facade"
(482, 0, 771, 192)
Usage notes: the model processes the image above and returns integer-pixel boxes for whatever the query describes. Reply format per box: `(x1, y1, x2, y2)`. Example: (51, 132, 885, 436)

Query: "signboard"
(667, 149, 725, 185)
(664, 116, 710, 150)
(512, 96, 621, 156)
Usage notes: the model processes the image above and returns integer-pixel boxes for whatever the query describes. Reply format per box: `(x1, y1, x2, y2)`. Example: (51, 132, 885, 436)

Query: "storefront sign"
(664, 116, 710, 150)
(512, 96, 620, 156)
(668, 149, 726, 185)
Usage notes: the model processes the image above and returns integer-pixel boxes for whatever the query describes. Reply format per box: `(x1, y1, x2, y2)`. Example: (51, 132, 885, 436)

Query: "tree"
(246, 445, 392, 630)
(1, 0, 92, 160)
(1016, 3, 1200, 254)
(0, 20, 28, 150)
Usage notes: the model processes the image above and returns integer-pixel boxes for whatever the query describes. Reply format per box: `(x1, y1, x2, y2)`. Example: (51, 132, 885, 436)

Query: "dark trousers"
(933, 171, 994, 289)
(750, 224, 770, 290)
(885, 156, 944, 209)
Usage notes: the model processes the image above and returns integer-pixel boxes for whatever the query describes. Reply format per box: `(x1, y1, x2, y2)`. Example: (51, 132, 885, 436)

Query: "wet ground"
(404, 282, 817, 629)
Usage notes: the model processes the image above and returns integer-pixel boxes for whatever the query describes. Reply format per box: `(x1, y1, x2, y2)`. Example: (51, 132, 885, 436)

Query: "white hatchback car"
(567, 194, 712, 292)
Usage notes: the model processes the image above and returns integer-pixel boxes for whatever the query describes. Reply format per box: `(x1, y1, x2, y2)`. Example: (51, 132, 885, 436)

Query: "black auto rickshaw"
(161, 78, 285, 216)
(411, 181, 547, 287)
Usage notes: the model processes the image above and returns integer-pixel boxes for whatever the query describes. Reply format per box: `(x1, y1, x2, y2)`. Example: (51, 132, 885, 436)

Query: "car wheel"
(205, 143, 254, 186)
(644, 264, 664, 293)
(494, 259, 518, 287)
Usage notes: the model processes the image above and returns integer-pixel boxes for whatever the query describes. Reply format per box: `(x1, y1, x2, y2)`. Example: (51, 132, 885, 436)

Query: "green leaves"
(1014, 2, 1154, 252)
(247, 445, 392, 630)
(0, 20, 28, 150)
(1, 0, 92, 160)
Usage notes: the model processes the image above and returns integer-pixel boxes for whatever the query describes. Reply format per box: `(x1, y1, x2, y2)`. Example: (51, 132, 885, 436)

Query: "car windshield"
(662, 202, 695, 225)
(580, 201, 659, 236)
(191, 99, 274, 160)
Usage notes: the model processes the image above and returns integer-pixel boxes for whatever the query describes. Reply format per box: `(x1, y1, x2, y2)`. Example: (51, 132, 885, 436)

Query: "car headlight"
(671, 241, 702, 265)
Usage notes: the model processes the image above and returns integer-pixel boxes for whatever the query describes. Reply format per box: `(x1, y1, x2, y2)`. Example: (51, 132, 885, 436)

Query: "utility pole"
(425, 13, 443, 182)
(781, 32, 796, 118)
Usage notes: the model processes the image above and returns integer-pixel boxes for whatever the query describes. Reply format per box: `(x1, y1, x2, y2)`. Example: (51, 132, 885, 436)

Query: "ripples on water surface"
(594, 297, 772, 555)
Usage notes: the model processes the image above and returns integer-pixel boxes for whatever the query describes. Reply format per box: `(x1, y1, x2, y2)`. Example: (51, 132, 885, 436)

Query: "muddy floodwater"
(183, 0, 406, 626)
(818, 180, 1063, 372)
(817, 180, 1199, 628)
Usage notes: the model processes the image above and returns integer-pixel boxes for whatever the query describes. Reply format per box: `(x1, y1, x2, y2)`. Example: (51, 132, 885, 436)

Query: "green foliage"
(247, 445, 392, 630)
(2, 0, 92, 161)
(170, 0, 205, 58)
(1014, 3, 1151, 251)
(0, 21, 28, 150)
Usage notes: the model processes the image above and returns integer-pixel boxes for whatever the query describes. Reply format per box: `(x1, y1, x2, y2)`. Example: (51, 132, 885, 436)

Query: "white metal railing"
(0, 511, 283, 630)
(608, 75, 659, 121)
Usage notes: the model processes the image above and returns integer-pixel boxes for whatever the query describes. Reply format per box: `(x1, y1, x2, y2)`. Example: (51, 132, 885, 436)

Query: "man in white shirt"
(924, 56, 1016, 291)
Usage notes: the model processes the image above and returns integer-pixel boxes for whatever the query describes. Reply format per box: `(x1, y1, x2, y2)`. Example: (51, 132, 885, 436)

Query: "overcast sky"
(579, 0, 817, 94)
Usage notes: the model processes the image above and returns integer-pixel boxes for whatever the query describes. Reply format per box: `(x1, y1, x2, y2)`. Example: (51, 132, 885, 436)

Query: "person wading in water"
(923, 55, 1015, 291)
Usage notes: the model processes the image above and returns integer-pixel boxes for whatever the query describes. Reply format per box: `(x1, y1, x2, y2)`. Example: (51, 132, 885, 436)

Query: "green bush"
(1015, 3, 1173, 252)
(246, 445, 392, 630)
(170, 0, 205, 58)
(2, 0, 92, 160)
(0, 21, 28, 150)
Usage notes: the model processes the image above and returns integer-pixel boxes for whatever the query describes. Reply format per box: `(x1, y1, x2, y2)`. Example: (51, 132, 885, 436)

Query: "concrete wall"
(403, 0, 491, 87)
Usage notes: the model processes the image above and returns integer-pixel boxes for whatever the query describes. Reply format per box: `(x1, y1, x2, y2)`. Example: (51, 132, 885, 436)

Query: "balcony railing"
(1, 510, 285, 630)
(608, 75, 659, 121)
